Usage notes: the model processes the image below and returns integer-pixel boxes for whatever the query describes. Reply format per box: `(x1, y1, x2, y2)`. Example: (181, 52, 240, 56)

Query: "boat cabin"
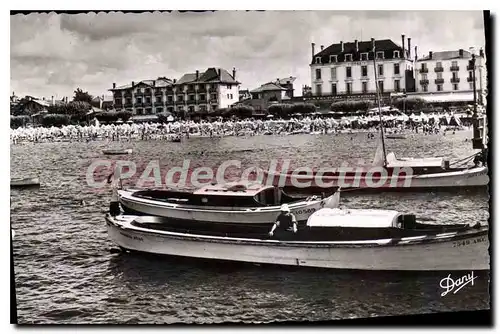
(306, 208, 412, 229)
(132, 181, 302, 207)
(385, 152, 450, 171)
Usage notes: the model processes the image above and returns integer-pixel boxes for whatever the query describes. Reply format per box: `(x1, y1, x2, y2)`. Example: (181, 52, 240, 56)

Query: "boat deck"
(129, 217, 476, 242)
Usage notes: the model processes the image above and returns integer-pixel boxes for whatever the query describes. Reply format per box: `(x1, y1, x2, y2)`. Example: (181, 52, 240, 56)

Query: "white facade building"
(111, 67, 240, 116)
(415, 49, 487, 104)
(309, 36, 415, 97)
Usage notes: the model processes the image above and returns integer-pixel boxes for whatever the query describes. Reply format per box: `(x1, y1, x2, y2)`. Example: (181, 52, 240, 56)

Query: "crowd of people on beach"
(10, 114, 456, 144)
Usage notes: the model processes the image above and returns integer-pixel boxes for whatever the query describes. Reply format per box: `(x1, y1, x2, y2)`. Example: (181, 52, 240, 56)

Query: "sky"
(10, 10, 486, 100)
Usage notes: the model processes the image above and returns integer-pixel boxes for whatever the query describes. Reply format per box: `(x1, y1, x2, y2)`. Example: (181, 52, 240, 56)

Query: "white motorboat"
(11, 177, 40, 188)
(102, 149, 133, 155)
(105, 208, 489, 271)
(118, 181, 336, 224)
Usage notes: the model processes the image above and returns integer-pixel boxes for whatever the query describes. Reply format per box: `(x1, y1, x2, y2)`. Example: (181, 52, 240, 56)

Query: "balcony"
(450, 66, 460, 71)
(166, 100, 174, 105)
(135, 91, 144, 96)
(467, 77, 475, 82)
(187, 99, 196, 105)
(434, 67, 444, 72)
(419, 79, 429, 85)
(450, 78, 460, 83)
(209, 87, 218, 93)
(124, 103, 133, 108)
(187, 87, 196, 94)
(435, 78, 444, 84)
(154, 90, 163, 96)
(143, 101, 153, 107)
(467, 65, 475, 71)
(419, 68, 428, 73)
(154, 100, 164, 106)
(124, 92, 132, 98)
(209, 98, 218, 103)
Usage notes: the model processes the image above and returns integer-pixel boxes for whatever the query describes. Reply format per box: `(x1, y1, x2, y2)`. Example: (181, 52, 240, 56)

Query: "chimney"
(407, 38, 411, 59)
(153, 80, 156, 87)
(459, 49, 464, 57)
(173, 79, 177, 84)
(196, 70, 199, 80)
(340, 41, 344, 52)
(480, 47, 484, 57)
(429, 51, 433, 59)
(132, 81, 135, 87)
(415, 46, 418, 61)
(311, 42, 316, 59)
(42, 97, 45, 101)
(113, 83, 116, 89)
(355, 40, 359, 52)
(371, 38, 375, 51)
(100, 96, 103, 109)
(320, 45, 324, 51)
(232, 67, 236, 79)
(51, 96, 54, 105)
(401, 34, 405, 59)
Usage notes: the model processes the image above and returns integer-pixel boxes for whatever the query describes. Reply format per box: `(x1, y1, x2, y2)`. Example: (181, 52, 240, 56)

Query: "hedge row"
(10, 115, 31, 128)
(41, 114, 72, 127)
(267, 103, 316, 117)
(95, 111, 133, 123)
(330, 100, 376, 112)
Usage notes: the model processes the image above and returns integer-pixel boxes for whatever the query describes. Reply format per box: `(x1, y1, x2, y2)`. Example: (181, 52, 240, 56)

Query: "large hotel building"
(110, 67, 240, 115)
(309, 35, 415, 98)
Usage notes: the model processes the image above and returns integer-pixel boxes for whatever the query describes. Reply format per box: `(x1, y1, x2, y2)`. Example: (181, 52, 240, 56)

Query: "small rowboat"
(385, 134, 407, 140)
(105, 208, 489, 271)
(11, 177, 40, 188)
(102, 149, 133, 155)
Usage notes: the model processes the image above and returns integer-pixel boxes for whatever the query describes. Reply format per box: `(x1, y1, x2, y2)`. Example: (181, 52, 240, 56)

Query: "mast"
(371, 38, 387, 166)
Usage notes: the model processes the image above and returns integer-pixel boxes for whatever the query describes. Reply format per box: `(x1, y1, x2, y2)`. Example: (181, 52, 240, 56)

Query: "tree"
(73, 88, 93, 103)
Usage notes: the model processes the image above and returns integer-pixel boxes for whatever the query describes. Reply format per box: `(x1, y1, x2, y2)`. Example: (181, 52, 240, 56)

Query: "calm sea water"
(11, 130, 490, 324)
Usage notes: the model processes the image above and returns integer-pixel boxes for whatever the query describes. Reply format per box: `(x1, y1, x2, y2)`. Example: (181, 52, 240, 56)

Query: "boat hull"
(118, 191, 329, 224)
(263, 166, 489, 192)
(106, 215, 490, 271)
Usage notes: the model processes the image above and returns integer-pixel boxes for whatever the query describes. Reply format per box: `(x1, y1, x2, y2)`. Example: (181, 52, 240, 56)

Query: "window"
(156, 97, 162, 103)
(156, 107, 163, 113)
(346, 82, 352, 95)
(315, 69, 322, 80)
(423, 85, 428, 92)
(346, 67, 352, 78)
(189, 95, 195, 101)
(437, 84, 443, 92)
(394, 80, 400, 92)
(421, 63, 427, 70)
(188, 106, 195, 113)
(361, 53, 368, 61)
(331, 84, 337, 95)
(422, 73, 428, 80)
(378, 64, 384, 76)
(394, 51, 400, 58)
(452, 72, 459, 80)
(394, 64, 400, 75)
(145, 89, 151, 94)
(378, 81, 384, 93)
(376, 51, 384, 59)
(436, 62, 442, 68)
(115, 99, 121, 105)
(437, 72, 443, 79)
(136, 108, 143, 115)
(136, 97, 142, 104)
(177, 95, 184, 102)
(210, 94, 217, 101)
(126, 98, 131, 104)
(178, 105, 184, 112)
(469, 83, 474, 90)
(329, 55, 337, 63)
(227, 94, 230, 99)
(145, 97, 151, 103)
(226, 85, 232, 89)
(452, 61, 458, 67)
(469, 71, 474, 80)
(230, 94, 233, 99)
(345, 54, 353, 62)
(316, 84, 322, 95)
(362, 82, 368, 94)
(331, 67, 337, 80)
(453, 84, 459, 91)
(199, 94, 206, 101)
(315, 57, 321, 64)
(361, 65, 368, 77)
(167, 96, 173, 102)
(178, 85, 184, 92)
(200, 105, 207, 112)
